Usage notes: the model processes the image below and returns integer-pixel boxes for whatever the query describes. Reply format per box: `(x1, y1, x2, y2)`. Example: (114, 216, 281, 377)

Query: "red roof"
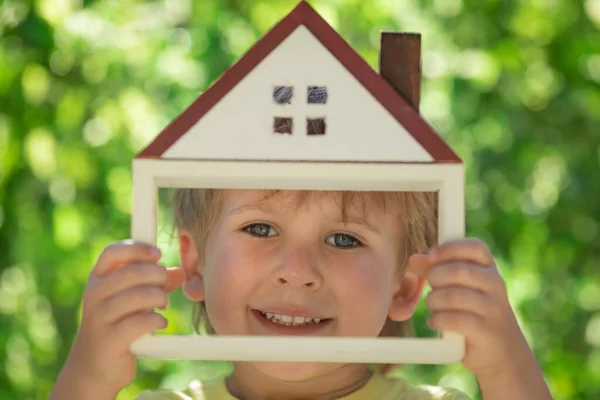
(137, 1, 460, 163)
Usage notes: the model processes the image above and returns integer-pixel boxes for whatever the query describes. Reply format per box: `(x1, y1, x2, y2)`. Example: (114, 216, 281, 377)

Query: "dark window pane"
(273, 86, 293, 104)
(308, 86, 327, 104)
(274, 117, 293, 134)
(307, 118, 326, 135)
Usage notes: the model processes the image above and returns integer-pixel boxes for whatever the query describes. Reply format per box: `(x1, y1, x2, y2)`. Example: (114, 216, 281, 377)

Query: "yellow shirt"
(134, 373, 470, 400)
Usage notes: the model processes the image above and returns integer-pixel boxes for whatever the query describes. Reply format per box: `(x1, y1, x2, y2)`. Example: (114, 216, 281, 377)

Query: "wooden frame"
(129, 159, 465, 364)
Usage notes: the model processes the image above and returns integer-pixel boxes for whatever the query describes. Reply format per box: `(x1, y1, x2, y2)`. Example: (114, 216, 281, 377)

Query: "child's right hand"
(63, 240, 184, 395)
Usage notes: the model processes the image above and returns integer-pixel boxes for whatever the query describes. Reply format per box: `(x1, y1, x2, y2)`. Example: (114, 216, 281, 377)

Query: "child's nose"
(275, 247, 323, 290)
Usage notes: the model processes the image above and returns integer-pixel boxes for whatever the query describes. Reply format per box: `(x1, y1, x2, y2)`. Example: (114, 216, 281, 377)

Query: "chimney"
(379, 32, 422, 112)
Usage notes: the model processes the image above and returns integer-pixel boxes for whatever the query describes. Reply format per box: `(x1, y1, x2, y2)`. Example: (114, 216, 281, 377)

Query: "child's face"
(194, 190, 410, 379)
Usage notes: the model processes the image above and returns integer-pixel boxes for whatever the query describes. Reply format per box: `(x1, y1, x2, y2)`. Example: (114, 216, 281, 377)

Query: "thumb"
(407, 253, 433, 279)
(165, 267, 185, 292)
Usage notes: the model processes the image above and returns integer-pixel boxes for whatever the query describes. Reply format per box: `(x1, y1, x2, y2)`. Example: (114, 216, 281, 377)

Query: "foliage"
(1, 0, 599, 399)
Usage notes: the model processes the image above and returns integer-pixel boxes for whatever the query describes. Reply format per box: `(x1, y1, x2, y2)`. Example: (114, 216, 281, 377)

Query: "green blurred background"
(1, 0, 599, 399)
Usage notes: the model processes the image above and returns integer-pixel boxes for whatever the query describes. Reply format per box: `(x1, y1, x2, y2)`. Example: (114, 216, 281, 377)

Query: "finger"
(111, 312, 168, 353)
(93, 240, 161, 277)
(102, 286, 169, 324)
(428, 262, 505, 295)
(426, 287, 493, 318)
(407, 253, 431, 280)
(94, 263, 170, 300)
(427, 310, 484, 335)
(165, 267, 185, 293)
(429, 238, 495, 267)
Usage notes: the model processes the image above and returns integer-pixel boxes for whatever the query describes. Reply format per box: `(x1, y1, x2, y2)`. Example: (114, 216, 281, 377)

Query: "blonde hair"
(173, 189, 437, 342)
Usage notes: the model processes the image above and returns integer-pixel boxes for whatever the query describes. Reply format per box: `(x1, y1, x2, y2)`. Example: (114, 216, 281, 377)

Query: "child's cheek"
(204, 238, 264, 334)
(332, 253, 393, 335)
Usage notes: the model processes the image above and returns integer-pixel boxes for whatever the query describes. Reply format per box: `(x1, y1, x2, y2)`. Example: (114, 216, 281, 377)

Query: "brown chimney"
(379, 32, 422, 112)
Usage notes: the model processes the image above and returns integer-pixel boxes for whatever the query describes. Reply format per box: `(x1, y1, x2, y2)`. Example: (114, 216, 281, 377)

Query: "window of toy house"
(273, 86, 327, 135)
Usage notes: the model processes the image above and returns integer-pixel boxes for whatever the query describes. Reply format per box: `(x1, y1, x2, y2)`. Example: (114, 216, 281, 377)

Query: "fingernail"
(150, 247, 161, 257)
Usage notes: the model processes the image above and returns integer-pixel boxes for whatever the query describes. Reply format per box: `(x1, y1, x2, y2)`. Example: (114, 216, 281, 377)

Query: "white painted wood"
(162, 26, 433, 163)
(132, 159, 457, 191)
(130, 158, 466, 364)
(438, 163, 465, 243)
(131, 162, 158, 245)
(130, 336, 465, 364)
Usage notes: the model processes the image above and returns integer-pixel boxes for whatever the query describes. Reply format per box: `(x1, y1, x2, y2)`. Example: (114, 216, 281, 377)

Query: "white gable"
(163, 26, 433, 162)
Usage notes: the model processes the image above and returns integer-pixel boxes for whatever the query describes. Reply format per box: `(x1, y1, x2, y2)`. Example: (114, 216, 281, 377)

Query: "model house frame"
(130, 1, 465, 364)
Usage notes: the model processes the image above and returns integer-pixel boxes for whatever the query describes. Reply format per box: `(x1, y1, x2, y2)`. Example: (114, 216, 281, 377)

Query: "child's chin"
(252, 361, 343, 382)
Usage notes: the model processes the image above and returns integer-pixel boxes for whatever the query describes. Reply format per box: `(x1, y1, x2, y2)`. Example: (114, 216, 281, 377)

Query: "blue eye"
(325, 233, 361, 249)
(244, 223, 277, 237)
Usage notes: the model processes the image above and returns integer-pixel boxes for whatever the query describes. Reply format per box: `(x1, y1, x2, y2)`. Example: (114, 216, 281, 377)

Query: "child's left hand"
(409, 238, 533, 379)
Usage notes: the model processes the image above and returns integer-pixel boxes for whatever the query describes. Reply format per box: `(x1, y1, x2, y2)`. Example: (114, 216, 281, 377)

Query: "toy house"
(131, 0, 465, 364)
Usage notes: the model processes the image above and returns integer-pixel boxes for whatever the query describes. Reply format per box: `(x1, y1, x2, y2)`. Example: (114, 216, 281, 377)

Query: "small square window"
(308, 86, 327, 104)
(307, 118, 326, 135)
(274, 117, 293, 134)
(273, 86, 293, 104)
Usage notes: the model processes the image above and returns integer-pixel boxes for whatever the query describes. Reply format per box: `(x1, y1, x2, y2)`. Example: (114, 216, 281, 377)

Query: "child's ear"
(387, 255, 428, 321)
(178, 229, 205, 302)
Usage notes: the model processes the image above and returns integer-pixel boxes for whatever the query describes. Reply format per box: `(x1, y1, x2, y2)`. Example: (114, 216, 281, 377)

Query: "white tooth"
(265, 313, 324, 326)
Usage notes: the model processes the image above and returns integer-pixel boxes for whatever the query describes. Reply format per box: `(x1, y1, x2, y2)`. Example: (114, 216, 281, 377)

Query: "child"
(50, 189, 553, 400)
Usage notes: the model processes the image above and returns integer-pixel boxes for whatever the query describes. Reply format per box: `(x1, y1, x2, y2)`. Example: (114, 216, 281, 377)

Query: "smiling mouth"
(257, 310, 331, 327)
